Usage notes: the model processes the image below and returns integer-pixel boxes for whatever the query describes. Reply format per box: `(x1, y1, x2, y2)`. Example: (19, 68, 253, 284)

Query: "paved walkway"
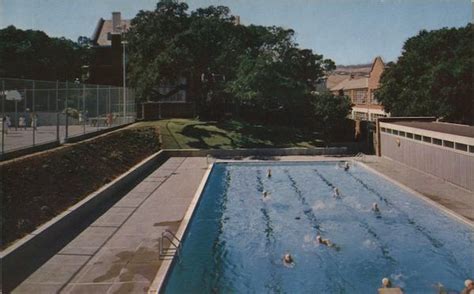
(13, 157, 208, 294)
(362, 155, 474, 222)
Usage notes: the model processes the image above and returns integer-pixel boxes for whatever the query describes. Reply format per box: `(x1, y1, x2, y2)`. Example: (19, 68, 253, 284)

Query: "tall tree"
(311, 92, 352, 143)
(376, 24, 474, 124)
(127, 0, 335, 126)
(0, 26, 90, 81)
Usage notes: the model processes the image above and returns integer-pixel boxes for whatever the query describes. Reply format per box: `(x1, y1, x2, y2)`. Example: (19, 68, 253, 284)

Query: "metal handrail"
(159, 229, 182, 261)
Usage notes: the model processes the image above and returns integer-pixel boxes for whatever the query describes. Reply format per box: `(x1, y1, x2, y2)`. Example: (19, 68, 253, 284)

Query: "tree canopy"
(376, 24, 473, 125)
(127, 0, 337, 126)
(0, 26, 90, 81)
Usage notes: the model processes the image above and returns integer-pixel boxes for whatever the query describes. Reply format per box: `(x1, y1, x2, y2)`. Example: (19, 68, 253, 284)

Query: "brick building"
(329, 57, 389, 121)
(88, 12, 130, 86)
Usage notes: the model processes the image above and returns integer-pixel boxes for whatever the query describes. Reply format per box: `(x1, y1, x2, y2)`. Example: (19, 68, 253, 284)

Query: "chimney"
(112, 12, 121, 33)
(233, 15, 240, 25)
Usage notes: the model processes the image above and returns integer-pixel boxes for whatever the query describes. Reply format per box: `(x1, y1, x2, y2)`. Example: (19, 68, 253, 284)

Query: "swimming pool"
(163, 162, 473, 293)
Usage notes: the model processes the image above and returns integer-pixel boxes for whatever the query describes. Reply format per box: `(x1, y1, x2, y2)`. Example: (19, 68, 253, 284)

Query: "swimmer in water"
(283, 253, 294, 266)
(382, 277, 392, 288)
(332, 187, 340, 198)
(372, 202, 380, 212)
(316, 235, 331, 246)
(316, 235, 341, 251)
(344, 162, 350, 171)
(262, 190, 269, 198)
(462, 279, 474, 294)
(267, 168, 272, 178)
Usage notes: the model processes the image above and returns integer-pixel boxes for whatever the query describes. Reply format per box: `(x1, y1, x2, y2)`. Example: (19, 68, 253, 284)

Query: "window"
(469, 146, 474, 153)
(399, 131, 406, 137)
(443, 141, 454, 148)
(422, 136, 431, 143)
(385, 128, 392, 133)
(354, 112, 368, 120)
(414, 134, 422, 141)
(371, 113, 386, 121)
(392, 130, 399, 135)
(406, 133, 413, 139)
(455, 143, 468, 151)
(353, 90, 367, 104)
(432, 138, 442, 145)
(380, 127, 386, 132)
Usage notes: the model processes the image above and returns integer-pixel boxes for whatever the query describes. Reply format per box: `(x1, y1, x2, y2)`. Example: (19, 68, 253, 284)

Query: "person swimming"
(262, 190, 269, 198)
(283, 253, 294, 266)
(382, 277, 392, 288)
(267, 168, 272, 178)
(332, 187, 341, 198)
(344, 162, 350, 171)
(316, 235, 341, 251)
(316, 235, 331, 246)
(372, 202, 380, 212)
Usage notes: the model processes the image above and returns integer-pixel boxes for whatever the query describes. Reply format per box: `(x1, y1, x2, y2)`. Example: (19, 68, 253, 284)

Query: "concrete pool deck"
(12, 155, 473, 293)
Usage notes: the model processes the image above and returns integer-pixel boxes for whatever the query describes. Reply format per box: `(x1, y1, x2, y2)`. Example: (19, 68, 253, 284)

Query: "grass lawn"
(134, 119, 325, 149)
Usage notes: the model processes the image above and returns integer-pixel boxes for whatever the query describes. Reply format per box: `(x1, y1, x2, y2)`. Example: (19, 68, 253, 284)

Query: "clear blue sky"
(0, 0, 471, 65)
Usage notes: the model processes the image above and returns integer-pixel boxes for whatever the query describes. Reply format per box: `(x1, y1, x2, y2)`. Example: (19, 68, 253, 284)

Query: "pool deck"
(12, 155, 473, 293)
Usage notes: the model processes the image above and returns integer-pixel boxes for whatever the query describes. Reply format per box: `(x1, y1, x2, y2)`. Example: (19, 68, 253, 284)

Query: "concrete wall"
(380, 133, 474, 191)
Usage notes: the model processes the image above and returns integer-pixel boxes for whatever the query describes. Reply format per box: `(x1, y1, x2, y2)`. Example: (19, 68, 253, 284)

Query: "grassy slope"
(136, 119, 325, 149)
(2, 126, 160, 248)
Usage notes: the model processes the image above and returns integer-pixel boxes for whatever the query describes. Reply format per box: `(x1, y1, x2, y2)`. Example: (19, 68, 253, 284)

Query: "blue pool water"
(164, 162, 474, 293)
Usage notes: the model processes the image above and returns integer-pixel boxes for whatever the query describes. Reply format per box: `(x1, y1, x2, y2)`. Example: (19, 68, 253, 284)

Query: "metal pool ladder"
(159, 229, 182, 261)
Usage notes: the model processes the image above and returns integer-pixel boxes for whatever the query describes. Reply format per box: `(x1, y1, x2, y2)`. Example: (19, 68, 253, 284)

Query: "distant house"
(88, 12, 131, 86)
(88, 12, 188, 104)
(329, 57, 388, 121)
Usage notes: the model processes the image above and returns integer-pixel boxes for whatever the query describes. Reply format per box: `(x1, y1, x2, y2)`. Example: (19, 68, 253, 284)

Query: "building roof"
(91, 18, 131, 46)
(391, 121, 474, 138)
(330, 77, 368, 91)
(325, 74, 350, 89)
(334, 64, 372, 74)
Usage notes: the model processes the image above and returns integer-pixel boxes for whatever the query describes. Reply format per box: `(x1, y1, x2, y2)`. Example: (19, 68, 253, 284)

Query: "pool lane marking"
(349, 165, 471, 276)
(313, 168, 398, 266)
(345, 170, 450, 248)
(257, 169, 284, 293)
(284, 170, 323, 233)
(354, 160, 474, 229)
(336, 167, 466, 276)
(284, 169, 357, 291)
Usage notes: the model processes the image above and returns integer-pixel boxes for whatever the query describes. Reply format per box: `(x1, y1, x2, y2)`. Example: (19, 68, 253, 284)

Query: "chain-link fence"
(1, 78, 136, 155)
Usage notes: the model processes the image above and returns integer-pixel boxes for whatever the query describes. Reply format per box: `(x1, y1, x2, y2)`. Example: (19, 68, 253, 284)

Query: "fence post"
(1, 79, 5, 155)
(24, 88, 27, 129)
(96, 85, 99, 131)
(108, 86, 111, 127)
(14, 100, 18, 131)
(65, 81, 69, 140)
(83, 84, 86, 135)
(32, 80, 36, 146)
(56, 80, 59, 142)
